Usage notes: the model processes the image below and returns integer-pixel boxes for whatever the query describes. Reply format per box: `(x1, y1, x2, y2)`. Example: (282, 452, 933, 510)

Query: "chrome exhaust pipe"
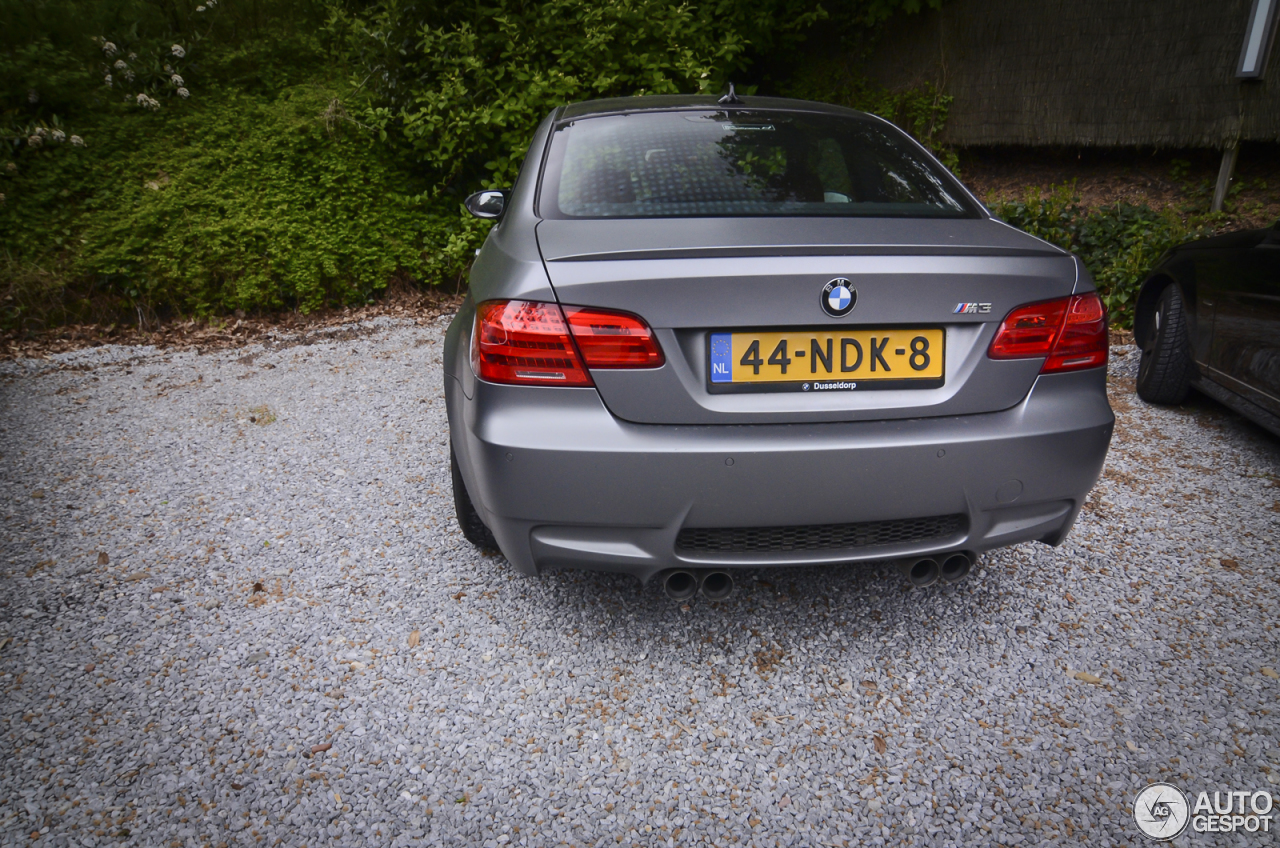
(663, 570, 698, 602)
(941, 552, 973, 583)
(899, 558, 940, 587)
(699, 570, 734, 601)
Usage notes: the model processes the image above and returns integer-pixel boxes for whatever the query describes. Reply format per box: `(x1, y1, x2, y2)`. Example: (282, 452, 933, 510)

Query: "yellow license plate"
(709, 328, 944, 390)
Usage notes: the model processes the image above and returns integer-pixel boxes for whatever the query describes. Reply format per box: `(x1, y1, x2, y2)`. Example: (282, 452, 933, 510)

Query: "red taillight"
(563, 306, 665, 368)
(988, 293, 1108, 373)
(473, 300, 592, 386)
(472, 300, 664, 386)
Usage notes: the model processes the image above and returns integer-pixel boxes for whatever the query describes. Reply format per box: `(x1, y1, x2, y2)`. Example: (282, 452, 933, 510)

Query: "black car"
(1135, 220, 1280, 437)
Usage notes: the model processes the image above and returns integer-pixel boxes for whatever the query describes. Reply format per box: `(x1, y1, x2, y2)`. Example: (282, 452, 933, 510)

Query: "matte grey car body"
(444, 95, 1114, 584)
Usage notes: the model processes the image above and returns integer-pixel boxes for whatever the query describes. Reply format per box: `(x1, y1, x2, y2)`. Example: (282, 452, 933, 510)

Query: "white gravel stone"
(0, 329, 1276, 846)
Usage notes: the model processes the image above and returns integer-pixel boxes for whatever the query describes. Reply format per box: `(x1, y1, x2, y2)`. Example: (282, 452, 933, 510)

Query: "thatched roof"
(863, 0, 1280, 147)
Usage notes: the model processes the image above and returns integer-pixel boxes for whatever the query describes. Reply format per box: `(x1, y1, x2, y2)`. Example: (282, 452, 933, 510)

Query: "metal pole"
(1212, 141, 1240, 213)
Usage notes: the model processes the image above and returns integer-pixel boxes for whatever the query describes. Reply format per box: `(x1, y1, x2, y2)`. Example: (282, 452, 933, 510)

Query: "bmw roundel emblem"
(821, 279, 857, 317)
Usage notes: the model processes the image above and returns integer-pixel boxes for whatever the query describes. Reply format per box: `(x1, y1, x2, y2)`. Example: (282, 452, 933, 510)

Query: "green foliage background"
(0, 0, 1209, 331)
(988, 187, 1216, 328)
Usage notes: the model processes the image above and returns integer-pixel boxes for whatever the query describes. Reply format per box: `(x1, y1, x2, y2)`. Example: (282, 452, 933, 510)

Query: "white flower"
(5, 162, 16, 172)
(104, 73, 113, 87)
(27, 135, 43, 148)
(70, 135, 85, 147)
(196, 4, 206, 10)
(102, 41, 118, 56)
(35, 127, 49, 138)
(123, 70, 135, 81)
(171, 74, 184, 87)
(114, 59, 127, 70)
(136, 93, 161, 110)
(164, 63, 173, 73)
(128, 52, 137, 60)
(171, 44, 186, 58)
(0, 193, 5, 204)
(27, 89, 39, 103)
(177, 87, 190, 99)
(51, 129, 66, 142)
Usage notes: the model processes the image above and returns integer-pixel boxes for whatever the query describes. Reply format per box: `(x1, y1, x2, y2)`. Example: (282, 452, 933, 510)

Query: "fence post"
(1211, 141, 1240, 213)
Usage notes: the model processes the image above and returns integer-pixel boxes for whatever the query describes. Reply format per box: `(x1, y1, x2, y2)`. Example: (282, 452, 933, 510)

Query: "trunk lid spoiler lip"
(545, 243, 1066, 262)
(535, 217, 1069, 264)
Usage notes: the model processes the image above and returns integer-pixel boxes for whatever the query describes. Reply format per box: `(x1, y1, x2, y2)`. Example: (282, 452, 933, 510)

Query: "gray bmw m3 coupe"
(444, 94, 1114, 599)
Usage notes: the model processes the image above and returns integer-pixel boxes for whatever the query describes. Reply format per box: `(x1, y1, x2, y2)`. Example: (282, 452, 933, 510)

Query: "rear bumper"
(446, 369, 1113, 582)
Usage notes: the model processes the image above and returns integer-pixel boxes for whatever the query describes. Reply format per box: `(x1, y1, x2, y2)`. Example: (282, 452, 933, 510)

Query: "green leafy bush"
(348, 0, 826, 186)
(782, 63, 956, 168)
(0, 0, 979, 328)
(2, 84, 492, 325)
(989, 186, 1215, 328)
(78, 86, 476, 314)
(337, 0, 835, 281)
(342, 0, 943, 276)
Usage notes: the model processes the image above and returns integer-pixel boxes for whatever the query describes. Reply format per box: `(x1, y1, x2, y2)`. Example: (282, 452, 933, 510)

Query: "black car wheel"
(451, 445, 499, 551)
(1136, 284, 1194, 405)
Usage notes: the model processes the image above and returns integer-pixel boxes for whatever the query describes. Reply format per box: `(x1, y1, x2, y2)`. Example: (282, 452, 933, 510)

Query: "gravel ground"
(1, 318, 1277, 848)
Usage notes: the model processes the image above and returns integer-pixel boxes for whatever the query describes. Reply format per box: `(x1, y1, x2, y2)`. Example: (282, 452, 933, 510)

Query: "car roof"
(557, 94, 876, 123)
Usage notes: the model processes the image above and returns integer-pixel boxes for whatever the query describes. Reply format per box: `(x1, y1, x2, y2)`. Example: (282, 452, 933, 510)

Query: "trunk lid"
(537, 217, 1077, 425)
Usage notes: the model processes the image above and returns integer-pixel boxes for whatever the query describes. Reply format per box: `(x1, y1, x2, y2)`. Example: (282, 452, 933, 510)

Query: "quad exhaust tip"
(899, 551, 977, 587)
(663, 570, 698, 602)
(662, 569, 735, 602)
(903, 558, 941, 587)
(700, 571, 734, 601)
(941, 552, 973, 583)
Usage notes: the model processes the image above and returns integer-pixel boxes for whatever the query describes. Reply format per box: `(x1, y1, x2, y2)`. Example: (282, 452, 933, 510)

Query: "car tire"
(1136, 284, 1194, 405)
(451, 445, 499, 551)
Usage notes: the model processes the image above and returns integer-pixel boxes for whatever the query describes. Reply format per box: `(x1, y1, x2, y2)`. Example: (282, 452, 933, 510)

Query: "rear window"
(539, 109, 978, 219)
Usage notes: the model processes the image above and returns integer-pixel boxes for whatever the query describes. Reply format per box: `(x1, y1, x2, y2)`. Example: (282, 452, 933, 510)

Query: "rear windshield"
(539, 109, 978, 219)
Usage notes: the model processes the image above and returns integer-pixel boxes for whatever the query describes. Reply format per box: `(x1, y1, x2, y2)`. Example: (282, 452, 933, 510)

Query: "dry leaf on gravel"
(30, 489, 44, 499)
(873, 735, 887, 754)
(25, 559, 53, 578)
(311, 743, 332, 754)
(97, 551, 109, 565)
(0, 292, 465, 361)
(1126, 741, 1138, 752)
(408, 630, 420, 648)
(1262, 668, 1279, 680)
(1068, 669, 1103, 685)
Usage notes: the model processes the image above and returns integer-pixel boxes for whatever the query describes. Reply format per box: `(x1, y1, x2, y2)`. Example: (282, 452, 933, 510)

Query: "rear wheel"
(451, 445, 499, 551)
(1136, 284, 1194, 404)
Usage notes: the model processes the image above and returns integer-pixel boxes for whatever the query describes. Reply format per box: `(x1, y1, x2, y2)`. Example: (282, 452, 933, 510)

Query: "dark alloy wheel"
(1136, 284, 1194, 405)
(451, 445, 499, 551)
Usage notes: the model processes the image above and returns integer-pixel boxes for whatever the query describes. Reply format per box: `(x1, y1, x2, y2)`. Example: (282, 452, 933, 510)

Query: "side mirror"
(464, 190, 506, 220)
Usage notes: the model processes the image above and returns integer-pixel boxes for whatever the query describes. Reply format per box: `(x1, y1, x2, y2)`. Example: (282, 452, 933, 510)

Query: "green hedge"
(988, 187, 1216, 329)
(3, 0, 949, 327)
(5, 86, 494, 322)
